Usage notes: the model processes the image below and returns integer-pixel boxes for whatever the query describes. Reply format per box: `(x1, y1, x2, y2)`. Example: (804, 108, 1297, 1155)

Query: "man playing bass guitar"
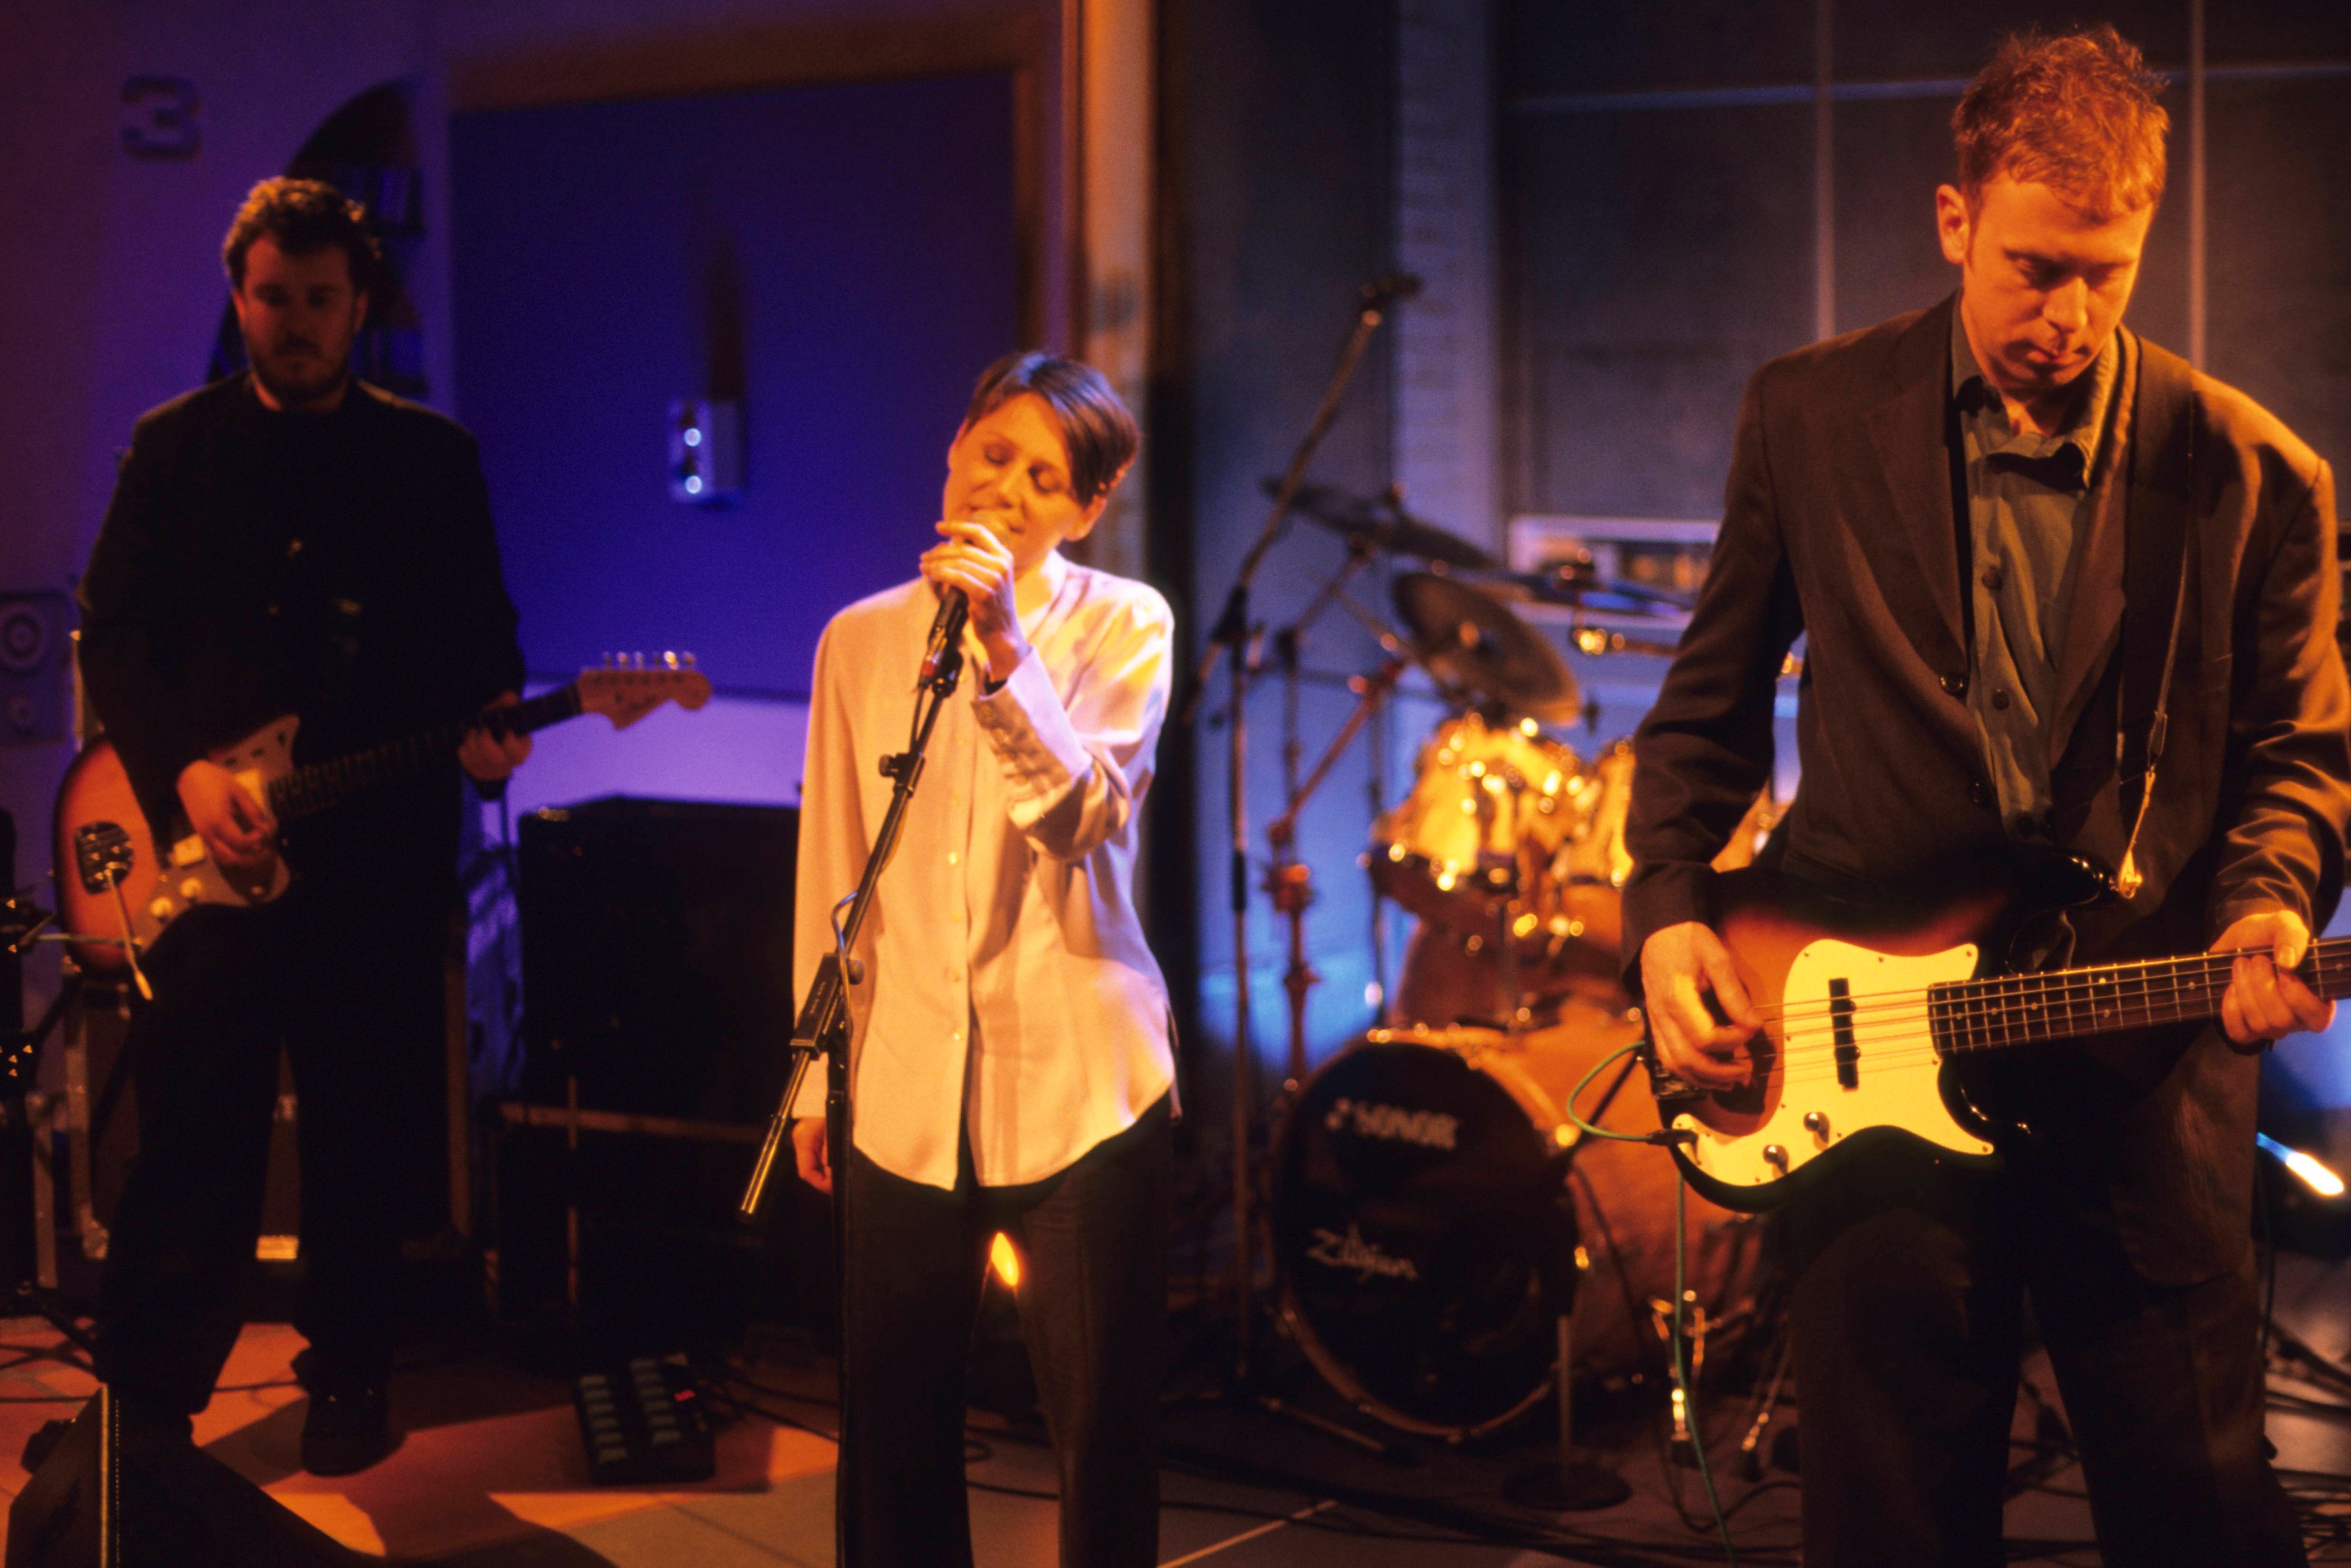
(1626, 28, 2351, 1567)
(77, 177, 531, 1476)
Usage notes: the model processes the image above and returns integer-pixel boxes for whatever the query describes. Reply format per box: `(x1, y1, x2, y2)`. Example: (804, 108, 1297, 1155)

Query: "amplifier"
(496, 797, 828, 1348)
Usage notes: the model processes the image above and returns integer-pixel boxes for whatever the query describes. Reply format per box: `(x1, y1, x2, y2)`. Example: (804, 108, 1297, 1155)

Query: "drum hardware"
(1271, 1010, 1763, 1442)
(1180, 275, 1421, 1385)
(1270, 477, 1497, 571)
(1502, 1043, 1641, 1511)
(1392, 571, 1581, 723)
(1266, 654, 1410, 1088)
(1735, 1329, 1795, 1480)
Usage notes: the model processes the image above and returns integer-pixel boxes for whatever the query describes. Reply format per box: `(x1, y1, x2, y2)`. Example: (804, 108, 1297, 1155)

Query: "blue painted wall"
(450, 72, 1021, 707)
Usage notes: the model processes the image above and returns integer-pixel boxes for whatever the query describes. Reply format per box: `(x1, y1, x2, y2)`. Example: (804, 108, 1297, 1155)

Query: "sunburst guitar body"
(1649, 863, 2351, 1211)
(55, 661, 711, 981)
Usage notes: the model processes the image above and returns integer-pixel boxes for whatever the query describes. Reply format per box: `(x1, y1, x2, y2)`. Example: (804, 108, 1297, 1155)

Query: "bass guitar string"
(1748, 989, 2315, 1090)
(1739, 939, 2350, 1026)
(1752, 960, 2328, 1038)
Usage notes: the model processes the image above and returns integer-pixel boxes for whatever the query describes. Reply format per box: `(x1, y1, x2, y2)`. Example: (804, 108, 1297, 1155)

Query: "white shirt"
(789, 551, 1178, 1189)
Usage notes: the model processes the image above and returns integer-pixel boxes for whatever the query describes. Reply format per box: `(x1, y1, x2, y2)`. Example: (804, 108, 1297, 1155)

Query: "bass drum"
(1271, 1001, 1762, 1439)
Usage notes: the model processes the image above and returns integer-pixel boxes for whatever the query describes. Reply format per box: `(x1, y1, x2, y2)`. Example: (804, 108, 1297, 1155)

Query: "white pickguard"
(1671, 937, 1993, 1194)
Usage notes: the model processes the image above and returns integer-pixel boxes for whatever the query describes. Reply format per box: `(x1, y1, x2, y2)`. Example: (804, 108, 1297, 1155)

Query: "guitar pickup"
(1829, 977, 1859, 1089)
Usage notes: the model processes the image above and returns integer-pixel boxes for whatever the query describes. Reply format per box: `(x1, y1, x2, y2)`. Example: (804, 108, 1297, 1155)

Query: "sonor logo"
(1323, 1096, 1459, 1151)
(1307, 1224, 1420, 1282)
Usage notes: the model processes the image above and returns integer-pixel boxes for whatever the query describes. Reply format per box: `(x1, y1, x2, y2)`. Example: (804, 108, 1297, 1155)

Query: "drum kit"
(1245, 481, 1783, 1443)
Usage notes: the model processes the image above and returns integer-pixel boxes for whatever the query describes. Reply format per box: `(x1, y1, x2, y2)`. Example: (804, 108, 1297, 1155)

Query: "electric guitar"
(1647, 859, 2351, 1210)
(54, 660, 712, 980)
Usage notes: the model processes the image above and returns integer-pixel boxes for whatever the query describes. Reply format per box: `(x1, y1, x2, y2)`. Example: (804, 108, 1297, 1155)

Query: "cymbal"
(1393, 571, 1579, 721)
(1266, 479, 1497, 569)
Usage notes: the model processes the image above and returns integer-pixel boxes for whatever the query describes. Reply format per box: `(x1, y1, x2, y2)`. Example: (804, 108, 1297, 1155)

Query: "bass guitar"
(1648, 859, 2350, 1210)
(54, 659, 711, 981)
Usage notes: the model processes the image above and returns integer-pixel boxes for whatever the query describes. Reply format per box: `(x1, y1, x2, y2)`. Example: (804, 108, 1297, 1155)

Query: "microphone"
(919, 591, 969, 685)
(1362, 273, 1423, 306)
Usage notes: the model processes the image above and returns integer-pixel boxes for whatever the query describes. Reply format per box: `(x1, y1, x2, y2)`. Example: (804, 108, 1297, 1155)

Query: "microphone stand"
(1180, 279, 1407, 1384)
(740, 610, 968, 1568)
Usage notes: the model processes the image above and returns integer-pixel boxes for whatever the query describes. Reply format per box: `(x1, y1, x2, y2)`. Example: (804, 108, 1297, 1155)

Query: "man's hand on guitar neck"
(2213, 908, 2335, 1051)
(177, 758, 277, 870)
(457, 690, 533, 784)
(1641, 920, 1764, 1090)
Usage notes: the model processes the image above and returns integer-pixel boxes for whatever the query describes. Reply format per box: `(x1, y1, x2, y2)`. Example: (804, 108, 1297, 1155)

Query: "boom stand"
(740, 625, 968, 1568)
(1181, 279, 1406, 1382)
(1503, 1051, 1639, 1512)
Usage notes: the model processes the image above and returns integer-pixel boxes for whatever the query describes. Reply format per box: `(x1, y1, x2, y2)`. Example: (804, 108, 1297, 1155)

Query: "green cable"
(1568, 1030, 1740, 1560)
(1675, 1174, 1738, 1564)
(1563, 1038, 1665, 1143)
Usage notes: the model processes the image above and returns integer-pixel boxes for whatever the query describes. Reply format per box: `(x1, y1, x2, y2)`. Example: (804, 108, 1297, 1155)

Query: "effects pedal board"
(572, 1357, 717, 1485)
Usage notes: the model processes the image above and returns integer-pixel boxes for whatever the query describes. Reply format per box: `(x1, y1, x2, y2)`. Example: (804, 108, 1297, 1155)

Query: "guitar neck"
(267, 684, 582, 823)
(1931, 935, 2351, 1054)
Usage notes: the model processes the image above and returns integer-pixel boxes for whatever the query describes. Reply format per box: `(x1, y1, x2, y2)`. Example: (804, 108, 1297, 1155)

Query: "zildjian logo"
(1306, 1224, 1420, 1283)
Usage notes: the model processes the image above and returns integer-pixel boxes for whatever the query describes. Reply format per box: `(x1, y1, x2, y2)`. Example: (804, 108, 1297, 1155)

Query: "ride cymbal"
(1267, 479, 1498, 569)
(1393, 571, 1579, 721)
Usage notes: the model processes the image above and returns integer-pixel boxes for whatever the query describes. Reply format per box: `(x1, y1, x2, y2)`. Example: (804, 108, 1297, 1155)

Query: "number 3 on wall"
(121, 75, 201, 160)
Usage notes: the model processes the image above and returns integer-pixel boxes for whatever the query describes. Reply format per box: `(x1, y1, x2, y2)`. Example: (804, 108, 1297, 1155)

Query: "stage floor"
(1, 1259, 2349, 1565)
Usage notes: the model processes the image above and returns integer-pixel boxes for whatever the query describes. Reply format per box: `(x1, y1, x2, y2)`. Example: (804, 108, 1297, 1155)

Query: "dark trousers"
(95, 879, 447, 1416)
(839, 1095, 1171, 1568)
(1783, 1151, 2303, 1568)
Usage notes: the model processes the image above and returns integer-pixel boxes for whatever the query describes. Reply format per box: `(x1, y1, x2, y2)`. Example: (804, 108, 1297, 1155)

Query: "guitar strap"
(2113, 334, 2199, 898)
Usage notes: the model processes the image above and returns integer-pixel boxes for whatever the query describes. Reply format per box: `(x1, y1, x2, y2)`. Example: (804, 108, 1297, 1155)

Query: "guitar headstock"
(578, 654, 714, 730)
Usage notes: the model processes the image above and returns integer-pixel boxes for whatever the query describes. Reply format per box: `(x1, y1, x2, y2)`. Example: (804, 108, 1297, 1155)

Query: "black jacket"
(1624, 298, 2351, 1284)
(79, 372, 526, 884)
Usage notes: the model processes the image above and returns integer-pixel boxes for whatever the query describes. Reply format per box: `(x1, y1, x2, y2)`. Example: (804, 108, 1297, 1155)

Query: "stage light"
(989, 1232, 1022, 1291)
(2258, 1132, 2346, 1197)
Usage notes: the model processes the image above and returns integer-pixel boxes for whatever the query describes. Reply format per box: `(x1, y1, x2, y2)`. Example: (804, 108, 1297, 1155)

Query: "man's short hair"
(1953, 26, 2170, 221)
(221, 176, 384, 294)
(961, 351, 1139, 507)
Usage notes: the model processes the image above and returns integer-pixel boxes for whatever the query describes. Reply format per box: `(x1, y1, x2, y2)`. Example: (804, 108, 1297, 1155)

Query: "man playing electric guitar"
(76, 177, 531, 1476)
(1626, 30, 2351, 1567)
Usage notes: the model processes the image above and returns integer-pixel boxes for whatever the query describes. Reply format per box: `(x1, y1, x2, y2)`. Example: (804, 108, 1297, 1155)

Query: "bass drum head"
(1272, 1037, 1574, 1438)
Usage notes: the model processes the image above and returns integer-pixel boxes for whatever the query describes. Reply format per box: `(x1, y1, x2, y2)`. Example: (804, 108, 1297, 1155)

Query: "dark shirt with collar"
(79, 371, 526, 886)
(1951, 310, 2122, 842)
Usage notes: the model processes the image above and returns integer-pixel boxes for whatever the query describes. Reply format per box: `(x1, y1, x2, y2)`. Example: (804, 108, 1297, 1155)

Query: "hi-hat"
(1393, 571, 1579, 721)
(1268, 479, 1497, 569)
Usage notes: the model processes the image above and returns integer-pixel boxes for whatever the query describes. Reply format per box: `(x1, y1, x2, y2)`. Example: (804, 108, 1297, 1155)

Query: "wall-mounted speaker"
(0, 593, 68, 745)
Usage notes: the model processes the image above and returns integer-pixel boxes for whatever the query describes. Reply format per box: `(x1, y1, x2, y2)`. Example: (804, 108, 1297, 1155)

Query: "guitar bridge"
(74, 822, 135, 895)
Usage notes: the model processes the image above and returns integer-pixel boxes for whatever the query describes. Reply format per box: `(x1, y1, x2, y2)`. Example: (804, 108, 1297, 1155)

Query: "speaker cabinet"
(496, 798, 824, 1349)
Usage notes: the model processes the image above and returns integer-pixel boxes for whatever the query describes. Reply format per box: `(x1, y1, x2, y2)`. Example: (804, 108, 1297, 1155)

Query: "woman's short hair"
(961, 352, 1140, 506)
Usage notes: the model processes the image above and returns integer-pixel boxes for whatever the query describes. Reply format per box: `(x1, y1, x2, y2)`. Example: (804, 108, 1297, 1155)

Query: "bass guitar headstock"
(578, 654, 714, 730)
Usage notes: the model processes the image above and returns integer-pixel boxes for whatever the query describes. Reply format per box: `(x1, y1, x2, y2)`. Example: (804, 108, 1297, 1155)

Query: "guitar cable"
(1564, 1034, 1742, 1564)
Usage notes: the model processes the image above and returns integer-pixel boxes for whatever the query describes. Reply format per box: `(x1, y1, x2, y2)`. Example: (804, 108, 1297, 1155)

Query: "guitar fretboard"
(267, 685, 582, 823)
(1927, 936, 2351, 1054)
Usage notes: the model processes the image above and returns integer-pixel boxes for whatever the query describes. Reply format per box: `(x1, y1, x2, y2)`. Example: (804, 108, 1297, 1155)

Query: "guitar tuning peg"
(663, 651, 678, 669)
(601, 652, 613, 668)
(633, 651, 645, 669)
(682, 652, 697, 668)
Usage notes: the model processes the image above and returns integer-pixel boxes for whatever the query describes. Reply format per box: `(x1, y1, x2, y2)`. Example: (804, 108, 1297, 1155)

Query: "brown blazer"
(1623, 295, 2351, 1284)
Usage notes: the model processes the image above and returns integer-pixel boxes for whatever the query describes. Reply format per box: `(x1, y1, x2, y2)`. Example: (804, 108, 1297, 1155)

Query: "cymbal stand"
(1261, 540, 1392, 1092)
(1179, 280, 1408, 1383)
(1263, 651, 1407, 1091)
(1504, 1050, 1641, 1513)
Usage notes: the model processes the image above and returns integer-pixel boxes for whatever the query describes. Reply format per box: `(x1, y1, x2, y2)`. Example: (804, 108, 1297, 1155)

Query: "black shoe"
(300, 1383, 394, 1477)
